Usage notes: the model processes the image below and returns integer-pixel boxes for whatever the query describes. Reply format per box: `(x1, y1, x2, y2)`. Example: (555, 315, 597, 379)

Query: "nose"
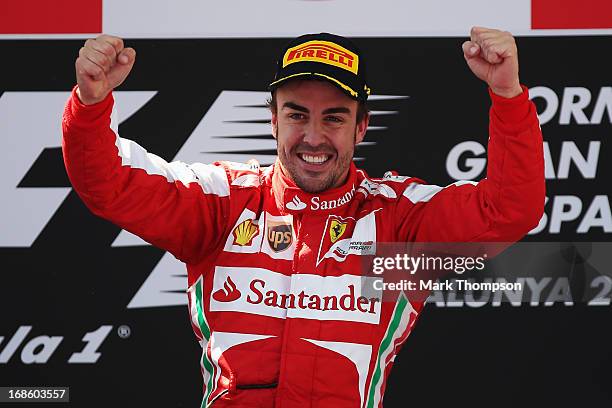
(302, 120, 327, 148)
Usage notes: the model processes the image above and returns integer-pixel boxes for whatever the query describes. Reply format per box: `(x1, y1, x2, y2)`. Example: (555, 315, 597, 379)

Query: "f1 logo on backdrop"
(0, 89, 404, 309)
(0, 91, 156, 247)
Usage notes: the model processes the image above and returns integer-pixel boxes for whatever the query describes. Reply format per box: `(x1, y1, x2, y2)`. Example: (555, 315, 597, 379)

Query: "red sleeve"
(62, 86, 230, 263)
(396, 85, 545, 242)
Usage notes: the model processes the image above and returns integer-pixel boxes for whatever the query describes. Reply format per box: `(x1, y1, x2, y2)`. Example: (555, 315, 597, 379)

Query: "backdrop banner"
(0, 35, 610, 407)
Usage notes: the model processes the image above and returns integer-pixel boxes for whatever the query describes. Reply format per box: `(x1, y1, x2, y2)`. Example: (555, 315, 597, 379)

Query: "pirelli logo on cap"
(283, 40, 358, 75)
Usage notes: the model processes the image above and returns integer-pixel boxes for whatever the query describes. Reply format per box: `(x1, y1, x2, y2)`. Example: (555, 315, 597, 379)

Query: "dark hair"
(266, 90, 369, 124)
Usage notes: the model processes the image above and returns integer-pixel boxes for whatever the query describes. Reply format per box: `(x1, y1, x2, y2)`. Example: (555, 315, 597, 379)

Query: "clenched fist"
(462, 27, 522, 98)
(75, 35, 136, 105)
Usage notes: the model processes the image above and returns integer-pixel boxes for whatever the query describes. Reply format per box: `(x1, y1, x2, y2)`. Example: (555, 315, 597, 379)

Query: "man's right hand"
(75, 35, 136, 105)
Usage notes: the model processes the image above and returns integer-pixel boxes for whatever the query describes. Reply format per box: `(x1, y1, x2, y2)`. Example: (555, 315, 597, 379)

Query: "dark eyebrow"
(281, 102, 351, 116)
(322, 107, 351, 115)
(282, 102, 309, 113)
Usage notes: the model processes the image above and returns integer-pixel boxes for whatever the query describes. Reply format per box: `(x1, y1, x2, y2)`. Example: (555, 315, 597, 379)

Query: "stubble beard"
(277, 130, 356, 194)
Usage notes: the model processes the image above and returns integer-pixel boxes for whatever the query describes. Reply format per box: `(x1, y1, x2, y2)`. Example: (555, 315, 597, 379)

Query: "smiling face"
(271, 80, 369, 193)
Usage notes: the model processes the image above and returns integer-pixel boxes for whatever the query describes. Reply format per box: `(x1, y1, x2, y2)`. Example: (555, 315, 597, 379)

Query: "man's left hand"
(462, 27, 523, 98)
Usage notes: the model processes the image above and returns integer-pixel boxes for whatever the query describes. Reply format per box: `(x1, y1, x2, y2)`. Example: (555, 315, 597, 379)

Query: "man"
(63, 28, 544, 407)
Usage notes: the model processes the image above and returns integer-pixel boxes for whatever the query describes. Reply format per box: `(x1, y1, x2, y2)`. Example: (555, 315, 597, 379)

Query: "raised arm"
(396, 27, 545, 242)
(62, 35, 230, 263)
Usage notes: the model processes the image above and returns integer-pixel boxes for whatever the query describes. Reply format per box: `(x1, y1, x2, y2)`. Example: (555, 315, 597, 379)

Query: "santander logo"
(285, 185, 357, 212)
(210, 267, 382, 324)
(286, 195, 307, 211)
(212, 276, 242, 302)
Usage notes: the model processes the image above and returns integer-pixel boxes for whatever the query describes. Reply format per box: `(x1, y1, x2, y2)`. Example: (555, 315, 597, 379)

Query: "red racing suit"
(62, 86, 544, 407)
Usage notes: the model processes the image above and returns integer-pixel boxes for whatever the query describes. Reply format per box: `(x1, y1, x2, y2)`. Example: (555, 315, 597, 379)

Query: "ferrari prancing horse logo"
(329, 220, 347, 243)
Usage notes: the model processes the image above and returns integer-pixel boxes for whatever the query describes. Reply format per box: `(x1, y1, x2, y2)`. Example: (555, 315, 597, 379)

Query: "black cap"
(269, 33, 371, 102)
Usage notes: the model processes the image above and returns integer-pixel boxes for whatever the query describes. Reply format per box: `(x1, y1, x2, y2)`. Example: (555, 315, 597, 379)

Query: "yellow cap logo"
(233, 219, 259, 246)
(329, 220, 347, 244)
(283, 40, 358, 75)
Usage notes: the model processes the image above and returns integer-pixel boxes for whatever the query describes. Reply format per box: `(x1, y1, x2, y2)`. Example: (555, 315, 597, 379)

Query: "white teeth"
(300, 154, 329, 164)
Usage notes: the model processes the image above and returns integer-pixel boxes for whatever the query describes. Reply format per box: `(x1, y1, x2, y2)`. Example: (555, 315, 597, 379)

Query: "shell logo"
(232, 219, 259, 246)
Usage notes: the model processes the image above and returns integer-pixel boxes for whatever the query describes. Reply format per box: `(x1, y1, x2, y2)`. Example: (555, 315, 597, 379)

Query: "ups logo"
(267, 221, 293, 252)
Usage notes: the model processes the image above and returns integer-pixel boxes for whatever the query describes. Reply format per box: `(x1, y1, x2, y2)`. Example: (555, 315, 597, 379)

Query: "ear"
(271, 111, 278, 140)
(354, 112, 370, 145)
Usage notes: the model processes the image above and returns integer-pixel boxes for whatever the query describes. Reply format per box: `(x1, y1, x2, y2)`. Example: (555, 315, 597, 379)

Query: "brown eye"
(325, 116, 343, 123)
(288, 113, 306, 120)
